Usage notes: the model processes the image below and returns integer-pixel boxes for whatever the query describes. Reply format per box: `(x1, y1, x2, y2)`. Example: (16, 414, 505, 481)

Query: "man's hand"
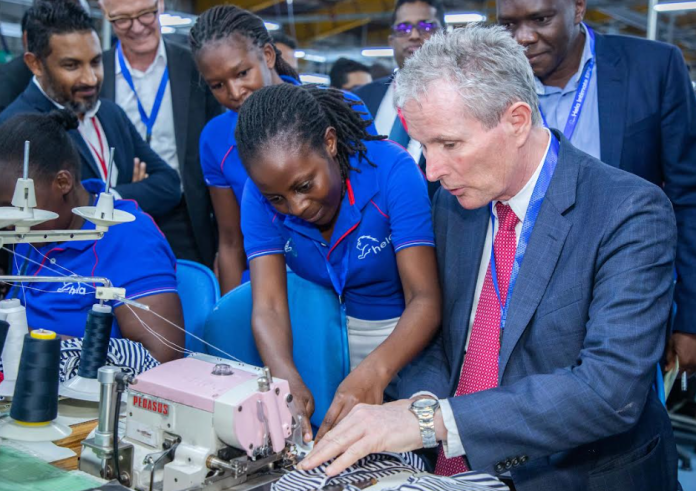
(666, 332, 696, 376)
(299, 400, 422, 477)
(132, 158, 149, 182)
(315, 365, 388, 442)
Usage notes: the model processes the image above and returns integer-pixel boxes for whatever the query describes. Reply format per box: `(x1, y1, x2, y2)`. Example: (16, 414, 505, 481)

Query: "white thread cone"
(0, 299, 29, 397)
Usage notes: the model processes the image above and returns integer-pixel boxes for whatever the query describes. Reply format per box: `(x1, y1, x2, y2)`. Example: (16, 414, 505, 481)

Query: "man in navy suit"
(497, 0, 696, 375)
(354, 0, 445, 198)
(0, 0, 180, 218)
(299, 26, 678, 491)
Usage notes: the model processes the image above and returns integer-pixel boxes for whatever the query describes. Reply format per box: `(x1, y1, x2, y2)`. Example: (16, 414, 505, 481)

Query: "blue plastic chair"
(203, 271, 349, 428)
(176, 259, 220, 353)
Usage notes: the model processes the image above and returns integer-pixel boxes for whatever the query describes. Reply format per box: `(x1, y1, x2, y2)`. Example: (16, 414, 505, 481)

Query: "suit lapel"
(102, 48, 116, 102)
(165, 40, 190, 173)
(596, 34, 627, 168)
(498, 134, 578, 378)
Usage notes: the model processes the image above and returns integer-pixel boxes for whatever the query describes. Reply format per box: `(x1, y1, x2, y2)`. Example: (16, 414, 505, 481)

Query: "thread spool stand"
(0, 299, 29, 397)
(0, 330, 73, 458)
(60, 304, 114, 402)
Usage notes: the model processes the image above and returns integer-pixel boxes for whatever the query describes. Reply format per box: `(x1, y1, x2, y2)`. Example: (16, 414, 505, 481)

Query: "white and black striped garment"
(272, 453, 509, 491)
(0, 338, 159, 382)
(60, 338, 159, 382)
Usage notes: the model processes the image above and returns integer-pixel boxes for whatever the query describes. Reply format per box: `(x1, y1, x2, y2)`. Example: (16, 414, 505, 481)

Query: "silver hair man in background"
(299, 24, 677, 491)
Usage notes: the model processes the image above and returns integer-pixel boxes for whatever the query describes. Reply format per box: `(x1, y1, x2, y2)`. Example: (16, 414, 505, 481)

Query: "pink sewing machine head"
(80, 354, 309, 491)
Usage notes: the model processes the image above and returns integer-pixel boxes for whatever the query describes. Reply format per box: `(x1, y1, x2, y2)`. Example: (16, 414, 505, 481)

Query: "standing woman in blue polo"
(237, 83, 442, 442)
(188, 6, 301, 294)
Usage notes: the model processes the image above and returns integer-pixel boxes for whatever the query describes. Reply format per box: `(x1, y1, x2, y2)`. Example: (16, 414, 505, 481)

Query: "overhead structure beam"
(292, 0, 393, 44)
(194, 0, 284, 15)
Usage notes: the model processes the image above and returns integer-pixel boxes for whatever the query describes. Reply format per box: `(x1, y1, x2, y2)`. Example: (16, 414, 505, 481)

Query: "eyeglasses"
(391, 21, 441, 38)
(108, 5, 159, 31)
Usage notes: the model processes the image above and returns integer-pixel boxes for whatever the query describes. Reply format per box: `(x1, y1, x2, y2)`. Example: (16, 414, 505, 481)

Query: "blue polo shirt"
(199, 77, 376, 204)
(8, 179, 178, 338)
(242, 139, 434, 321)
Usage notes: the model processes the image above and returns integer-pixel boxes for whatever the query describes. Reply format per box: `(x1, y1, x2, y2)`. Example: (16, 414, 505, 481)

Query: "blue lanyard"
(539, 25, 595, 141)
(314, 240, 351, 308)
(116, 42, 170, 144)
(489, 133, 560, 339)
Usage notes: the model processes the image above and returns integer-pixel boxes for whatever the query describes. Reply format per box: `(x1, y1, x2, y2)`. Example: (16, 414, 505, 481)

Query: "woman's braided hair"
(188, 4, 299, 80)
(235, 84, 386, 185)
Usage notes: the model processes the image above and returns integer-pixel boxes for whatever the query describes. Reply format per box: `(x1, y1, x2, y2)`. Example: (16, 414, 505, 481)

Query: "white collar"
(32, 76, 101, 119)
(116, 38, 167, 76)
(494, 128, 552, 224)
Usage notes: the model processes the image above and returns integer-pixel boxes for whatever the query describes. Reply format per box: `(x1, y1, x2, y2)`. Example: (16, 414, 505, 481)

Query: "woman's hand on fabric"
(315, 365, 388, 442)
(286, 375, 316, 443)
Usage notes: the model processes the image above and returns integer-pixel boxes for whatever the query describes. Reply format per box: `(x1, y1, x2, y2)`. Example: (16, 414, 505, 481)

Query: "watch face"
(412, 398, 437, 409)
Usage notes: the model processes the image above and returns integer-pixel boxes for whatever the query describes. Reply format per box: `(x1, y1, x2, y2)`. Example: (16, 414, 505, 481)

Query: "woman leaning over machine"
(236, 83, 441, 442)
(190, 5, 374, 293)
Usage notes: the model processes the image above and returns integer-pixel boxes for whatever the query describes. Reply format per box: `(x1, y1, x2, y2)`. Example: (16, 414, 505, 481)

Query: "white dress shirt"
(115, 39, 179, 174)
(438, 129, 552, 458)
(32, 77, 119, 189)
(373, 79, 423, 163)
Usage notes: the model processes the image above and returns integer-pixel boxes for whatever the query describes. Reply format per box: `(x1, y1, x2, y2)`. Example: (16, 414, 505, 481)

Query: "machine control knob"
(212, 364, 234, 376)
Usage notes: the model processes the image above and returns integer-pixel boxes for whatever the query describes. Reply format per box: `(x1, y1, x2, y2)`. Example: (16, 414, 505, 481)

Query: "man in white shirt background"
(99, 0, 221, 268)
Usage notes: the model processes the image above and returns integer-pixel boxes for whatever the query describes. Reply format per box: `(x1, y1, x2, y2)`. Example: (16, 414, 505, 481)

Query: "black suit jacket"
(0, 82, 181, 217)
(354, 75, 392, 118)
(102, 40, 221, 267)
(0, 56, 33, 113)
(594, 33, 696, 334)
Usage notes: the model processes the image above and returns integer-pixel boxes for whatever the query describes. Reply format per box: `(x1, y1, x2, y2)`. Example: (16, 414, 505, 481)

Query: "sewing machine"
(80, 354, 310, 491)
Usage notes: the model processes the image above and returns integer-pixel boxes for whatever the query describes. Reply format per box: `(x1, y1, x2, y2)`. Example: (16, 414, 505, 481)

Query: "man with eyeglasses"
(355, 0, 445, 198)
(98, 0, 221, 269)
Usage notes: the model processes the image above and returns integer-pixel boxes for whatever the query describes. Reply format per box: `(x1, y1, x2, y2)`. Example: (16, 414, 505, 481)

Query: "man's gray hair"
(394, 24, 542, 128)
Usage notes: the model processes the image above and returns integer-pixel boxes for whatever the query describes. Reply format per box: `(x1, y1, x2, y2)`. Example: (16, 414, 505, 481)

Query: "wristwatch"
(409, 397, 440, 448)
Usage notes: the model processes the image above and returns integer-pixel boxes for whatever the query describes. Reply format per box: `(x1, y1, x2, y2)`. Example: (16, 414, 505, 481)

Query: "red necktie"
(435, 203, 519, 476)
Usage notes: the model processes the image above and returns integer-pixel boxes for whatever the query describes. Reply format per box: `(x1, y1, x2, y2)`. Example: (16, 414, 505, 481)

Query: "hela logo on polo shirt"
(357, 235, 392, 260)
(57, 282, 88, 295)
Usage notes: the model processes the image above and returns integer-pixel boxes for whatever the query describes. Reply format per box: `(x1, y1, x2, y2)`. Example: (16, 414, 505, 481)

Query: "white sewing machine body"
(80, 354, 309, 491)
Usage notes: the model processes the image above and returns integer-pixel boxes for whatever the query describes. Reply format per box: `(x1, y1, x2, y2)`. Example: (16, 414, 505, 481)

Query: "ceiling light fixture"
(444, 12, 486, 23)
(361, 48, 394, 57)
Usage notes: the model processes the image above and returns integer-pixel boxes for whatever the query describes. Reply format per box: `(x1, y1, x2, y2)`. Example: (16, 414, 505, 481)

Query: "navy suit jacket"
(355, 75, 441, 198)
(354, 75, 392, 117)
(399, 132, 678, 491)
(0, 82, 181, 218)
(101, 40, 221, 267)
(594, 33, 696, 335)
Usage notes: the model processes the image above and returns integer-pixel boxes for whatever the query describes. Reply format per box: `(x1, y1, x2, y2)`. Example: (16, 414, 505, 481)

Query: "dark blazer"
(355, 75, 440, 198)
(399, 132, 678, 491)
(0, 82, 181, 217)
(594, 33, 696, 335)
(0, 56, 33, 114)
(354, 75, 392, 117)
(101, 40, 221, 267)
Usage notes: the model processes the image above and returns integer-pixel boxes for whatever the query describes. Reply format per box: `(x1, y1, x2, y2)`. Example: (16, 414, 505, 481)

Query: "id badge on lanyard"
(489, 133, 560, 349)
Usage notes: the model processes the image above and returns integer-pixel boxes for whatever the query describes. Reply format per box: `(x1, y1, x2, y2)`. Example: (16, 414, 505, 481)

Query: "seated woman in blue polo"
(190, 4, 375, 295)
(237, 83, 442, 442)
(0, 110, 184, 377)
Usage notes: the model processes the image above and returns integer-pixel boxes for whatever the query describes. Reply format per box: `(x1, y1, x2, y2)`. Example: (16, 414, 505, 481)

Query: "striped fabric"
(60, 338, 159, 382)
(272, 453, 508, 491)
(0, 338, 159, 383)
